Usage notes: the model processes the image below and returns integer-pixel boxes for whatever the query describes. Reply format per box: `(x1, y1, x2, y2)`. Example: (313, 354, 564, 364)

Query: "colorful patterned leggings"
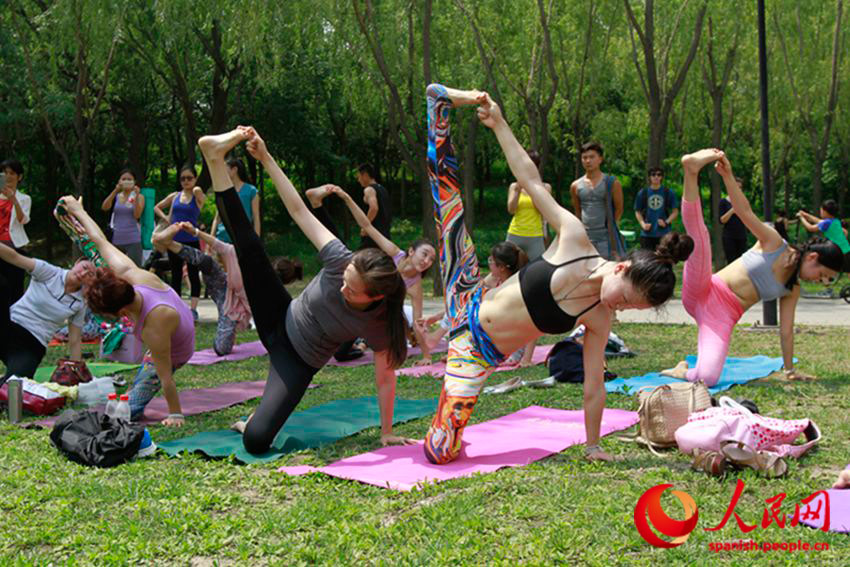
(424, 84, 499, 465)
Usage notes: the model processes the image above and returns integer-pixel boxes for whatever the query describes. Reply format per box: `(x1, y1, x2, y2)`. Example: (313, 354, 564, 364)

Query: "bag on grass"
(0, 378, 67, 415)
(50, 358, 93, 386)
(675, 397, 820, 459)
(546, 338, 618, 383)
(620, 381, 712, 456)
(49, 409, 144, 468)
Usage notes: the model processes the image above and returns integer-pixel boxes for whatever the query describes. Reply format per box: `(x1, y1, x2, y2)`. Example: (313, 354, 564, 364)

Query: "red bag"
(50, 358, 94, 386)
(0, 379, 67, 415)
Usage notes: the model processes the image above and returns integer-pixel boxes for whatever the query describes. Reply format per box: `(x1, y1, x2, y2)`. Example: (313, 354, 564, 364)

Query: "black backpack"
(50, 409, 145, 467)
(547, 338, 618, 383)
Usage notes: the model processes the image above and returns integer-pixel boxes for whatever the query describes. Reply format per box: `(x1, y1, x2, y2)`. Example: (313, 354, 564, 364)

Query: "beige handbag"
(621, 381, 712, 456)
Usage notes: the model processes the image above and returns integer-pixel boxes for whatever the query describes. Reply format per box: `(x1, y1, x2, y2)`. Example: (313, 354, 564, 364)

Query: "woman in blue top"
(155, 165, 206, 320)
(211, 157, 260, 243)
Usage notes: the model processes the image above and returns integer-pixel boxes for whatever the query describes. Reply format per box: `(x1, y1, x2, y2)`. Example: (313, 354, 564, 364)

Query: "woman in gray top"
(198, 126, 415, 454)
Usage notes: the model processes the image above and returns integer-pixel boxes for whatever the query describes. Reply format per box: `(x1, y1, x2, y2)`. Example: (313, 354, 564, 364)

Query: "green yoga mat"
(159, 396, 437, 464)
(33, 362, 140, 383)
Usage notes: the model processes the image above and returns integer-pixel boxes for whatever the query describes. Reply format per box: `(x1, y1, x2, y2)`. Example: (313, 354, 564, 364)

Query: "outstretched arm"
(796, 212, 820, 233)
(331, 187, 400, 257)
(245, 132, 336, 252)
(0, 244, 36, 273)
(57, 196, 137, 276)
(478, 93, 582, 235)
(715, 157, 783, 250)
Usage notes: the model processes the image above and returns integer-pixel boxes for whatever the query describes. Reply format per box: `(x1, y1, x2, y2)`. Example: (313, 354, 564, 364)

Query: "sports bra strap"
(552, 254, 601, 268)
(573, 299, 602, 319)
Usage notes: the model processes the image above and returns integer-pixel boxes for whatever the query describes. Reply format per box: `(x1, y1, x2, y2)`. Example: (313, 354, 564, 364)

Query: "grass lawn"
(1, 321, 848, 566)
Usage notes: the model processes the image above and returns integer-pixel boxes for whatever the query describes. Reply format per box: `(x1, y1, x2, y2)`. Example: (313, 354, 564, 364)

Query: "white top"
(10, 259, 87, 347)
(0, 190, 32, 247)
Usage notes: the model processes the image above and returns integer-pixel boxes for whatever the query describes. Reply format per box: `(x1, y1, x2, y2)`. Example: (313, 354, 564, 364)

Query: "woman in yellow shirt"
(505, 150, 551, 367)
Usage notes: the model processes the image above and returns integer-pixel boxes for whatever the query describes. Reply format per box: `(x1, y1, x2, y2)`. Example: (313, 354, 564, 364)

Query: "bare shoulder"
(124, 268, 170, 289)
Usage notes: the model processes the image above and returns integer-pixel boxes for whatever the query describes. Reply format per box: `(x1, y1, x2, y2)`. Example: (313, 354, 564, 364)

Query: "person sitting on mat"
(0, 245, 92, 385)
(310, 184, 437, 365)
(661, 150, 847, 385)
(56, 196, 195, 427)
(199, 126, 415, 452)
(423, 85, 693, 464)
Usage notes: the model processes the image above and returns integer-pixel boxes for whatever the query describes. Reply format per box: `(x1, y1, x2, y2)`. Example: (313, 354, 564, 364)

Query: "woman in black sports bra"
(424, 85, 693, 465)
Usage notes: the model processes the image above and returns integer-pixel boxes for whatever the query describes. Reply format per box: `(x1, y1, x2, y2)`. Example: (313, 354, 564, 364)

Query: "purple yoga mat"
(188, 340, 449, 367)
(397, 344, 554, 378)
(31, 379, 318, 428)
(188, 341, 269, 365)
(277, 406, 638, 491)
(795, 489, 850, 533)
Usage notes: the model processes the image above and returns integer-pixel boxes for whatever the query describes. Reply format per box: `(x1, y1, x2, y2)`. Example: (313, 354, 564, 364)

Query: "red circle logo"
(634, 484, 699, 548)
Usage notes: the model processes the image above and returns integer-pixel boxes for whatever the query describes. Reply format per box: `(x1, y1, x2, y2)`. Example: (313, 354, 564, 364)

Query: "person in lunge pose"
(307, 184, 437, 364)
(423, 85, 693, 464)
(151, 221, 266, 356)
(199, 126, 414, 454)
(0, 245, 91, 384)
(56, 196, 195, 426)
(661, 149, 847, 384)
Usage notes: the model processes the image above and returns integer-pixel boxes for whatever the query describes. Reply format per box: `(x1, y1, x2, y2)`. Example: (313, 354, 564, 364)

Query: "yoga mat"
(188, 341, 268, 365)
(278, 406, 639, 491)
(187, 340, 449, 367)
(32, 362, 140, 383)
(397, 344, 554, 378)
(30, 379, 317, 428)
(159, 396, 437, 464)
(605, 355, 785, 396)
(795, 488, 850, 534)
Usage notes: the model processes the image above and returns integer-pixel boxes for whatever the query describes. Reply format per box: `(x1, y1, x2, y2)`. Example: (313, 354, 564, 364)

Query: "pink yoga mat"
(397, 344, 554, 378)
(188, 341, 268, 365)
(31, 379, 317, 428)
(278, 406, 638, 491)
(188, 340, 449, 367)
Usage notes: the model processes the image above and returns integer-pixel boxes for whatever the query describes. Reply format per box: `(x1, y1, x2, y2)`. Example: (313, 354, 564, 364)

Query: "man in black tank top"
(356, 163, 392, 249)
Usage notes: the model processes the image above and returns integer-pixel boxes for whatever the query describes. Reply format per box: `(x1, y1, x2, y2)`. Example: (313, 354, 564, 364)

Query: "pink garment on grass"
(681, 199, 745, 387)
(209, 239, 251, 330)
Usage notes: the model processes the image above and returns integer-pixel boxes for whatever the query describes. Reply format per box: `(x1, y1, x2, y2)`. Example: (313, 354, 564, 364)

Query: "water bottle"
(105, 392, 118, 418)
(114, 394, 131, 422)
(6, 377, 23, 424)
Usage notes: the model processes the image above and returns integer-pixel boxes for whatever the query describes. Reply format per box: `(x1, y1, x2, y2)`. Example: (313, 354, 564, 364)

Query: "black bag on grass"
(547, 339, 619, 383)
(49, 409, 144, 467)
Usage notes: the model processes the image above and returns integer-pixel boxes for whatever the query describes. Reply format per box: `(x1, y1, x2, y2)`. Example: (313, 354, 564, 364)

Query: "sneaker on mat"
(135, 428, 157, 458)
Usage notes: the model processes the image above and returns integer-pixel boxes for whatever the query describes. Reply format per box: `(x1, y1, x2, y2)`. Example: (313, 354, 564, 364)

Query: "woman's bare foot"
(198, 127, 252, 161)
(660, 360, 689, 379)
(832, 469, 850, 489)
(305, 185, 334, 209)
(442, 86, 487, 107)
(681, 148, 725, 173)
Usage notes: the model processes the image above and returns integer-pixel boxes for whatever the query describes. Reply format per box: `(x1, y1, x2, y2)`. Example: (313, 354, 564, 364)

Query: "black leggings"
(216, 188, 319, 454)
(168, 240, 202, 299)
(0, 277, 46, 385)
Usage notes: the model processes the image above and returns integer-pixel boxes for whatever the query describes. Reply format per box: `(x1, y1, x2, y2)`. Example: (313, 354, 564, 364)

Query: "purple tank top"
(392, 251, 421, 289)
(170, 192, 201, 244)
(111, 197, 141, 246)
(132, 284, 196, 366)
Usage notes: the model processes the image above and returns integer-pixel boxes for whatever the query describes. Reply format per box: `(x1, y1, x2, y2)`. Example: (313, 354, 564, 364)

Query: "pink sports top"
(132, 284, 196, 366)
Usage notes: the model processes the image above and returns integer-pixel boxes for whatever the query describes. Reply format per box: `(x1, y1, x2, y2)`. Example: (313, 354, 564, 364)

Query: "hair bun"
(656, 232, 694, 264)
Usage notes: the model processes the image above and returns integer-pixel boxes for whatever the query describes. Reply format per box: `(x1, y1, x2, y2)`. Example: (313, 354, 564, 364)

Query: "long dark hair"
(624, 232, 694, 306)
(490, 241, 529, 275)
(785, 236, 845, 289)
(351, 248, 408, 368)
(226, 156, 252, 184)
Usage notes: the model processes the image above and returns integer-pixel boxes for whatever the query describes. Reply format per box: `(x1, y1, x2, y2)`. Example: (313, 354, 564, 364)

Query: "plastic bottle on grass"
(105, 393, 119, 418)
(114, 394, 131, 422)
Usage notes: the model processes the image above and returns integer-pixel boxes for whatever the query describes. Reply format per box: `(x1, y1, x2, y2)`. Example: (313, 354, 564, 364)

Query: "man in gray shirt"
(569, 141, 624, 260)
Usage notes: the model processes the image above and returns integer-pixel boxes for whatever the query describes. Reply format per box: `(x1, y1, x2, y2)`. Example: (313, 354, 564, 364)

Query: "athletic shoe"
(136, 428, 157, 458)
(191, 309, 199, 322)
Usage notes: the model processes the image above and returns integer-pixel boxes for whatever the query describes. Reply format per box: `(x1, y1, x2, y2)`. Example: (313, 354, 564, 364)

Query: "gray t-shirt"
(286, 239, 390, 368)
(576, 176, 609, 234)
(10, 259, 87, 346)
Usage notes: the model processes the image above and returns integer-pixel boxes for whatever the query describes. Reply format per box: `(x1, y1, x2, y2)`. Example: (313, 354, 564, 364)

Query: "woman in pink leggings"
(663, 150, 846, 385)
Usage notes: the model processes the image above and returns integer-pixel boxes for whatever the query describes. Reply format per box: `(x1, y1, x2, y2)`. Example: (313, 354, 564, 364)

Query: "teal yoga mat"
(33, 362, 140, 383)
(159, 396, 437, 464)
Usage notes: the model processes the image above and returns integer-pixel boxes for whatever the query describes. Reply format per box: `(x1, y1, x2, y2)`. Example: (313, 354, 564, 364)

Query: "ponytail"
(624, 232, 694, 306)
(351, 248, 408, 368)
(785, 236, 845, 289)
